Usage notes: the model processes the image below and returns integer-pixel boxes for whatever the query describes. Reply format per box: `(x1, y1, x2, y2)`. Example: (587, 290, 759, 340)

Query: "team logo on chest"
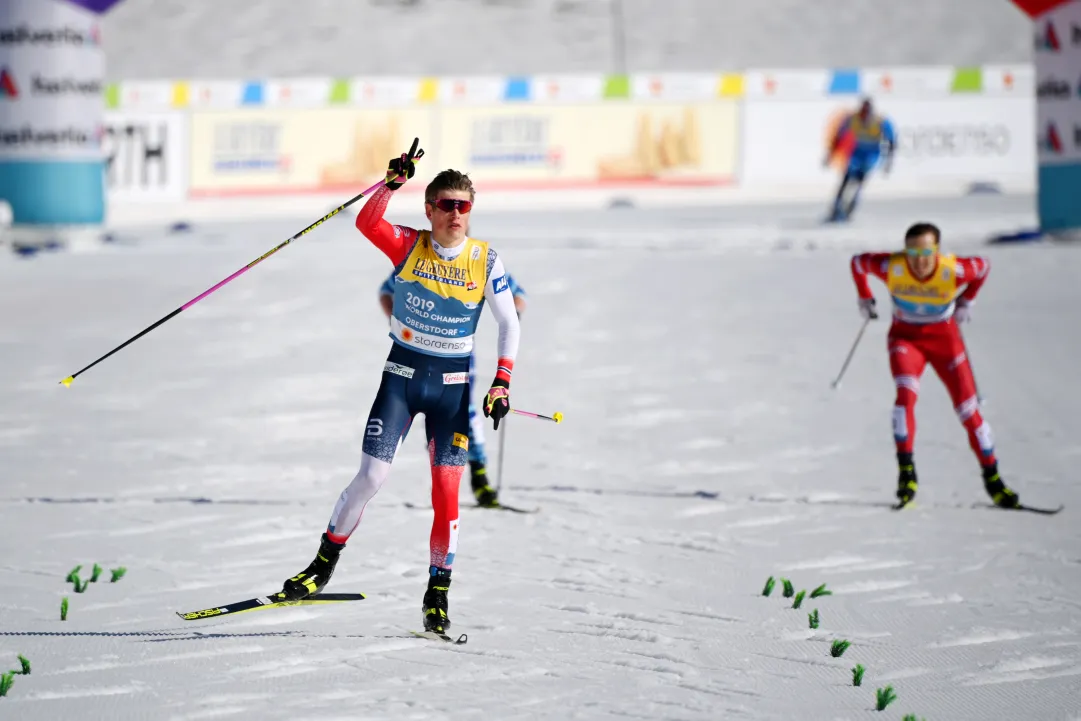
(412, 258, 469, 286)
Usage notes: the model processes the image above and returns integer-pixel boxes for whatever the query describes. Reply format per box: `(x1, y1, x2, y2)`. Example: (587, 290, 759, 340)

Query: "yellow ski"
(177, 592, 365, 621)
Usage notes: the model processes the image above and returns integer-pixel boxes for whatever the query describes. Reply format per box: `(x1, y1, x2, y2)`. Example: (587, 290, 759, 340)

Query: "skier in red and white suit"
(850, 222, 1019, 508)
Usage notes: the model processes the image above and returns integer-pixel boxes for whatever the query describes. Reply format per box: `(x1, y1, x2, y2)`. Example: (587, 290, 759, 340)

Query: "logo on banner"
(469, 116, 562, 168)
(0, 69, 17, 98)
(104, 121, 170, 190)
(1038, 76, 1072, 99)
(1041, 122, 1064, 154)
(0, 25, 100, 47)
(31, 75, 102, 96)
(212, 122, 289, 173)
(0, 125, 100, 149)
(1037, 21, 1061, 51)
(0, 69, 102, 98)
(898, 124, 1011, 158)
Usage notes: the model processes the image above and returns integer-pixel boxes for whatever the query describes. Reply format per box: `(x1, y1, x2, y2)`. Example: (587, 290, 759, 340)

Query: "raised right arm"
(355, 186, 417, 266)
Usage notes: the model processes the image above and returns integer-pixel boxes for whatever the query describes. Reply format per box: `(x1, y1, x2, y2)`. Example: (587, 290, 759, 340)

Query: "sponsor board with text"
(437, 102, 738, 188)
(743, 96, 1035, 189)
(188, 107, 437, 196)
(103, 111, 188, 201)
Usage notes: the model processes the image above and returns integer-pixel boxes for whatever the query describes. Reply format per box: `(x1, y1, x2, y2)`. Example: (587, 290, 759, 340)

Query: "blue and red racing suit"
(324, 186, 520, 571)
(379, 271, 526, 468)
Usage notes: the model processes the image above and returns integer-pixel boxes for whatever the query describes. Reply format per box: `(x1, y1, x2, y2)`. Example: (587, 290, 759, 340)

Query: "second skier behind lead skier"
(850, 222, 1019, 509)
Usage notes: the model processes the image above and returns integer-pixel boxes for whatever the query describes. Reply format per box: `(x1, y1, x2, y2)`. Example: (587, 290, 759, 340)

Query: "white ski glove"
(954, 300, 972, 324)
(858, 297, 878, 320)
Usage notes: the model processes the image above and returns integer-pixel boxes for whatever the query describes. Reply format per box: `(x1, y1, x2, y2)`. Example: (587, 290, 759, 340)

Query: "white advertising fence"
(97, 65, 1040, 222)
(743, 95, 1036, 195)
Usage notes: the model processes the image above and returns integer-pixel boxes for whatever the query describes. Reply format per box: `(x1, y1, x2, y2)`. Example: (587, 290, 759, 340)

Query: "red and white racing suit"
(851, 251, 995, 466)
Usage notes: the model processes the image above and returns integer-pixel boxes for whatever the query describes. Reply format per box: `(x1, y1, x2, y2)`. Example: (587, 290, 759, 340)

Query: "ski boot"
(982, 463, 1019, 508)
(470, 459, 499, 508)
(422, 566, 452, 633)
(278, 533, 344, 601)
(896, 452, 918, 506)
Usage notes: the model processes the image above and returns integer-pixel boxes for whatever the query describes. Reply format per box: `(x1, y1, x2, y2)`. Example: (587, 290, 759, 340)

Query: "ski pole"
(60, 139, 425, 387)
(510, 408, 563, 423)
(495, 417, 507, 493)
(831, 317, 871, 389)
(957, 327, 986, 405)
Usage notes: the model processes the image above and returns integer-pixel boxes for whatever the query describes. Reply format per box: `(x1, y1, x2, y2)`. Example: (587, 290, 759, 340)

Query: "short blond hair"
(425, 169, 475, 203)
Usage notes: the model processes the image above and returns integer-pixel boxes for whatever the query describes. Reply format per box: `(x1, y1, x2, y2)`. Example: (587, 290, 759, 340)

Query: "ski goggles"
(904, 247, 936, 257)
(428, 198, 473, 213)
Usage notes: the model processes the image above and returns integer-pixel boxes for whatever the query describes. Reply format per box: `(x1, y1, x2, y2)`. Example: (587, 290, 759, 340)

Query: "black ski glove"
(483, 377, 510, 430)
(385, 138, 424, 191)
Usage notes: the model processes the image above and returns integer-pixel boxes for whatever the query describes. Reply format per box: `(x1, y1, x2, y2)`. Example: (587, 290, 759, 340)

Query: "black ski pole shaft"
(831, 317, 872, 389)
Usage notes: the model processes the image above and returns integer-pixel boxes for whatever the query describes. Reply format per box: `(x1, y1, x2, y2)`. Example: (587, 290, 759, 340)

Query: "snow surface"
(2, 195, 1080, 720)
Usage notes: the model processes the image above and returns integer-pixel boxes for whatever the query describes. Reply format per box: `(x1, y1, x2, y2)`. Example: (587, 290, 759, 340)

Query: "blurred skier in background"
(378, 258, 527, 508)
(849, 222, 1019, 509)
(824, 98, 896, 222)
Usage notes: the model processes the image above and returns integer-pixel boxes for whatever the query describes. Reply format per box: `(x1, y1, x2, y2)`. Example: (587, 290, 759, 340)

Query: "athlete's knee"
(955, 395, 980, 424)
(346, 454, 390, 501)
(946, 349, 968, 372)
(430, 465, 463, 516)
(894, 375, 919, 406)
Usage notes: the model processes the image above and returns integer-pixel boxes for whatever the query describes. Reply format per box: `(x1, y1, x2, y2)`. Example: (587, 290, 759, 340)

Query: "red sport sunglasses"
(428, 198, 473, 214)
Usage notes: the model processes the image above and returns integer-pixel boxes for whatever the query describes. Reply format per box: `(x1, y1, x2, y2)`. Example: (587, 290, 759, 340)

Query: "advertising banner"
(1031, 0, 1081, 231)
(0, 0, 108, 224)
(188, 107, 437, 196)
(103, 110, 187, 202)
(436, 102, 739, 189)
(742, 96, 1035, 191)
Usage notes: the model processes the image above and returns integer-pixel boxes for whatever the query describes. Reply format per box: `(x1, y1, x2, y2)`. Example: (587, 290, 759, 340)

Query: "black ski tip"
(975, 501, 1064, 515)
(492, 504, 540, 514)
(407, 137, 419, 160)
(455, 633, 468, 645)
(310, 592, 367, 601)
(1013, 503, 1064, 515)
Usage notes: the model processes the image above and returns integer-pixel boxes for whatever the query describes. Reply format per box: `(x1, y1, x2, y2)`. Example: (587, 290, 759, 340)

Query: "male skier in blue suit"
(824, 98, 897, 222)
